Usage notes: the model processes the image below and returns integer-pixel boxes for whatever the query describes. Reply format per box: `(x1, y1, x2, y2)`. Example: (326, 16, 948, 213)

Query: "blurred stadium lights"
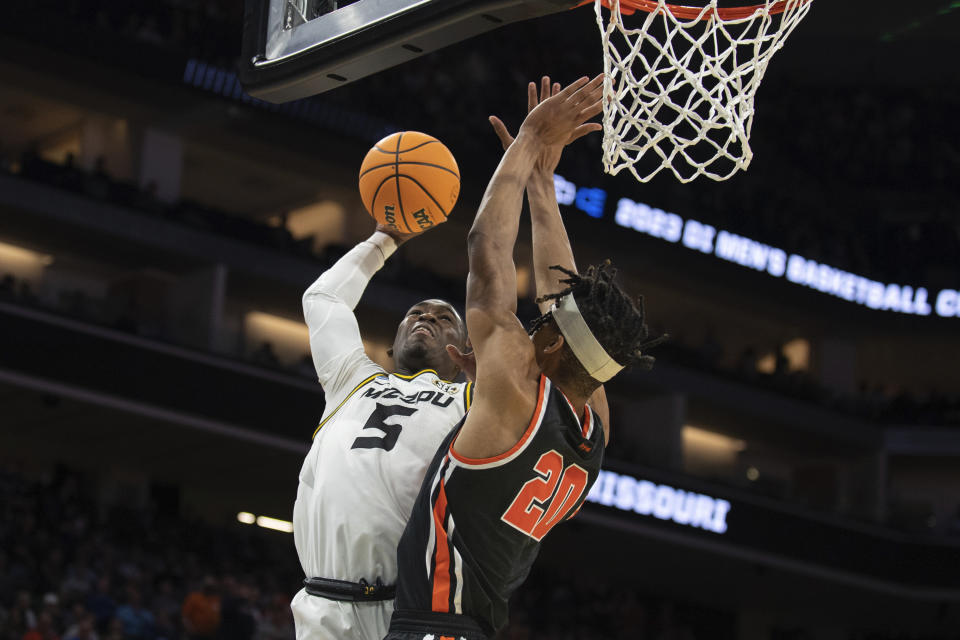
(244, 311, 310, 364)
(236, 511, 294, 533)
(278, 200, 347, 253)
(256, 515, 295, 533)
(683, 426, 747, 454)
(0, 240, 54, 282)
(682, 426, 747, 478)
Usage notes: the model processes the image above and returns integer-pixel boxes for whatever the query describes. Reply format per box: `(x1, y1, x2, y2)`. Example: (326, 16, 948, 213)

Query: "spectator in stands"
(254, 595, 294, 640)
(102, 617, 124, 640)
(151, 580, 180, 638)
(0, 274, 15, 300)
(5, 591, 38, 637)
(114, 587, 154, 640)
(62, 613, 97, 640)
(737, 346, 758, 380)
(0, 551, 15, 605)
(60, 565, 96, 605)
(39, 594, 62, 636)
(181, 576, 221, 640)
(84, 578, 115, 634)
(774, 344, 790, 378)
(21, 610, 59, 640)
(219, 579, 257, 640)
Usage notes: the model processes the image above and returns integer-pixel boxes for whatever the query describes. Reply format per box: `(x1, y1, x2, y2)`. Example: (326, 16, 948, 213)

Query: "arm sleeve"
(302, 232, 397, 396)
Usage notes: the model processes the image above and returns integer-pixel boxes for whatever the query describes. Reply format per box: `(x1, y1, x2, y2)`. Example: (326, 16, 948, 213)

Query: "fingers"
(518, 74, 606, 148)
(578, 98, 604, 123)
(568, 74, 604, 108)
(571, 75, 604, 124)
(488, 115, 514, 150)
(555, 76, 591, 101)
(567, 122, 603, 144)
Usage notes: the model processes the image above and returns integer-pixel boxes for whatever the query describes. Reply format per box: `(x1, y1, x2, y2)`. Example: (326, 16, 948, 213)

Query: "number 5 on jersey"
(501, 450, 589, 541)
(351, 403, 418, 451)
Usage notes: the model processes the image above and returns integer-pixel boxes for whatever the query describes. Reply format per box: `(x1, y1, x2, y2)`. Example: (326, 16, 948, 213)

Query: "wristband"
(366, 231, 398, 262)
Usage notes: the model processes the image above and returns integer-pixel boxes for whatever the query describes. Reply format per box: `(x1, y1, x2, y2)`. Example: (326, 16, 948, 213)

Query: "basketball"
(358, 131, 460, 234)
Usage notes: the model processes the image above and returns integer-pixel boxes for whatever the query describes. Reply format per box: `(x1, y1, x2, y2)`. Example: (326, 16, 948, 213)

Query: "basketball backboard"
(240, 0, 580, 103)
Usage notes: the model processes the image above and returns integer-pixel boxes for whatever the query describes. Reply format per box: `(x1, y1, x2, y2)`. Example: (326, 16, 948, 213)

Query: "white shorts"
(291, 587, 394, 640)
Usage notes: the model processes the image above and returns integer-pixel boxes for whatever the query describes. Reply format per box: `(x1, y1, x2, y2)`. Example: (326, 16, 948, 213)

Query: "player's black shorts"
(384, 609, 489, 640)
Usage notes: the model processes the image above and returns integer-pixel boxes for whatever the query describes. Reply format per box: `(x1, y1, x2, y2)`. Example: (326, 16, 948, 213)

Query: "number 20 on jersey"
(501, 450, 589, 541)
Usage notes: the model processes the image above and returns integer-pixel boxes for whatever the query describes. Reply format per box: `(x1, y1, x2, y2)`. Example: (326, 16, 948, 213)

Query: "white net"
(595, 0, 813, 182)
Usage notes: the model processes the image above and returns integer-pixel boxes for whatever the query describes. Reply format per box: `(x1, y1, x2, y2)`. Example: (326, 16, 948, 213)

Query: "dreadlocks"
(529, 262, 666, 387)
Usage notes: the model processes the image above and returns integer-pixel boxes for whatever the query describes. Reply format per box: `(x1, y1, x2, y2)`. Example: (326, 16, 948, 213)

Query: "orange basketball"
(358, 131, 460, 234)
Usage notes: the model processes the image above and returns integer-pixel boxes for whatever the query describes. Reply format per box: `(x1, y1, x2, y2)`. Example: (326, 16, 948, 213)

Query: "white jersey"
(290, 233, 472, 640)
(294, 368, 471, 582)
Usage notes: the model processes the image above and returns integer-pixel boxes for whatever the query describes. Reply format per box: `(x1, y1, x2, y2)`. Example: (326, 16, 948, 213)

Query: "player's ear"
(542, 331, 564, 355)
(386, 347, 394, 357)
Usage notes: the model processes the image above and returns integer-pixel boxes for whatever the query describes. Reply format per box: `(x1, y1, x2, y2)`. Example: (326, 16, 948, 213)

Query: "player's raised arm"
(526, 80, 611, 440)
(302, 225, 416, 394)
(489, 76, 601, 313)
(489, 76, 611, 439)
(465, 75, 603, 342)
(454, 76, 603, 458)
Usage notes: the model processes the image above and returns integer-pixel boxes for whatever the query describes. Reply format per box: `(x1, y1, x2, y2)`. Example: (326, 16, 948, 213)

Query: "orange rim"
(584, 0, 810, 20)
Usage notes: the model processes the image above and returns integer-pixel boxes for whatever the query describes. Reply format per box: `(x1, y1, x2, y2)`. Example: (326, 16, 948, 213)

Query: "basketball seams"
(374, 134, 401, 155)
(361, 131, 458, 232)
(367, 173, 395, 216)
(398, 174, 451, 220)
(359, 161, 460, 180)
(394, 132, 412, 234)
(391, 139, 439, 154)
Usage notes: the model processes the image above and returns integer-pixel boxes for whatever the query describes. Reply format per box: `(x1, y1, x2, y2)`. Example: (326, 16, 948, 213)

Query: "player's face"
(392, 299, 466, 377)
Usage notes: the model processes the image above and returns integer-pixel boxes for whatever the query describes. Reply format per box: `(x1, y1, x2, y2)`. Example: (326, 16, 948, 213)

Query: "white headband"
(550, 293, 624, 383)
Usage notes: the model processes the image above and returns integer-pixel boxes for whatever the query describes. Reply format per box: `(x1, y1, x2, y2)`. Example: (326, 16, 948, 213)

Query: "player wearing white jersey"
(290, 225, 473, 640)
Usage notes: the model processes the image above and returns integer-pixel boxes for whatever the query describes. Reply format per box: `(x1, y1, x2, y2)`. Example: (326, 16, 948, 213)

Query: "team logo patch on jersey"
(433, 380, 462, 396)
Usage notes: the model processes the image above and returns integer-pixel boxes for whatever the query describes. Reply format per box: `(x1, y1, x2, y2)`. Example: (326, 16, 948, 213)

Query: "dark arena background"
(2, 1, 960, 639)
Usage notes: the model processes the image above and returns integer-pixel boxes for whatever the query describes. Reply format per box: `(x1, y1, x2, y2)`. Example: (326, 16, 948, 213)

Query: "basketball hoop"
(593, 0, 813, 182)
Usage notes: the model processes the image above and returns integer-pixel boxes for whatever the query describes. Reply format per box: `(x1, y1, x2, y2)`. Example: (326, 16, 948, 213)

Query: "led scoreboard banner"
(551, 174, 960, 319)
(581, 463, 960, 593)
(588, 470, 732, 535)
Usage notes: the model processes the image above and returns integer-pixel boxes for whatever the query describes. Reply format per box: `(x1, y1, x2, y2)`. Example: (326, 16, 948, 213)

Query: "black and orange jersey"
(392, 374, 605, 637)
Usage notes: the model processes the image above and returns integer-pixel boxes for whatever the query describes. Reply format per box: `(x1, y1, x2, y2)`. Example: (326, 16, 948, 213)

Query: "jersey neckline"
(391, 368, 456, 383)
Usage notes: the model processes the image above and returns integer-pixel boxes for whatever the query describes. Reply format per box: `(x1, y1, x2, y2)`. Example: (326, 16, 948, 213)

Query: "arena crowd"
(0, 465, 730, 640)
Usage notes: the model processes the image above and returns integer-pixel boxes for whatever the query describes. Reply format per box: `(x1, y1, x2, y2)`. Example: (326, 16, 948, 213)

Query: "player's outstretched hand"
(489, 75, 603, 174)
(515, 74, 603, 150)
